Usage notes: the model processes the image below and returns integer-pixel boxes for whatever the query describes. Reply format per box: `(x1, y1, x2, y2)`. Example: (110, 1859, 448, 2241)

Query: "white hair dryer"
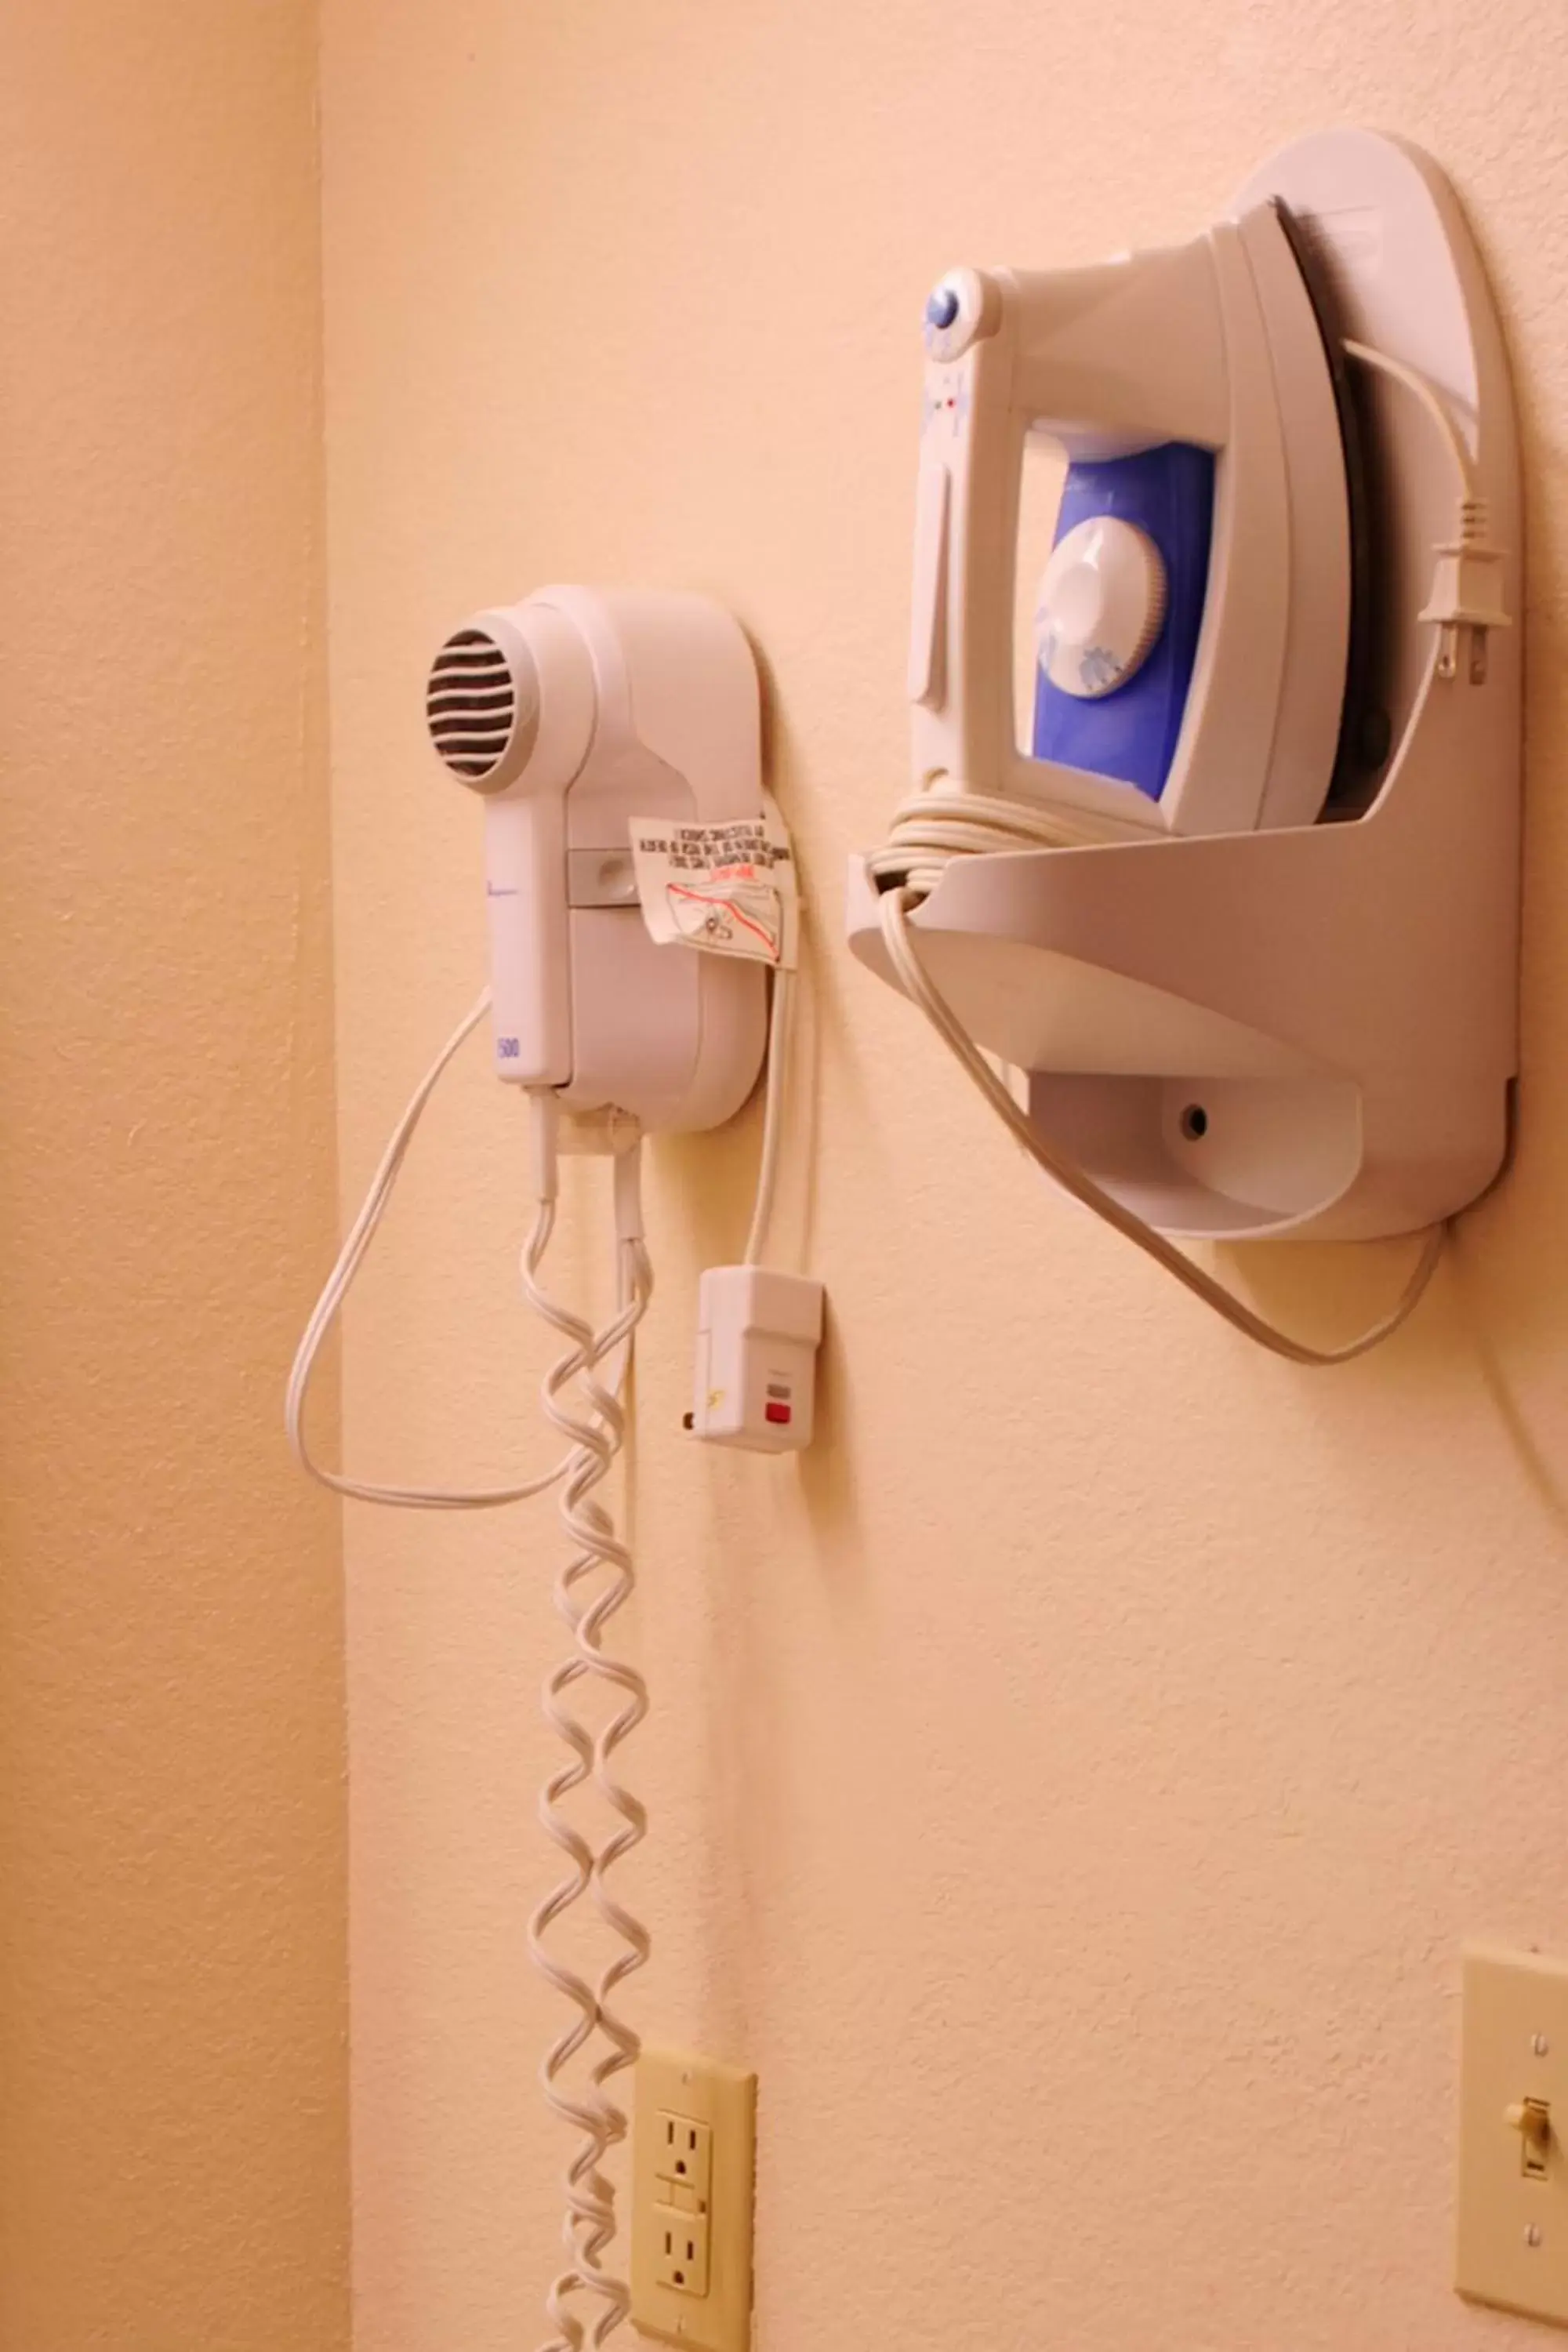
(426, 585, 767, 1131)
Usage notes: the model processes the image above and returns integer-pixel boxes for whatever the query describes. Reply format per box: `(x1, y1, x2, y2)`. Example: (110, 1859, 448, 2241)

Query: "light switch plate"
(630, 2046, 755, 2352)
(1457, 1945, 1568, 2326)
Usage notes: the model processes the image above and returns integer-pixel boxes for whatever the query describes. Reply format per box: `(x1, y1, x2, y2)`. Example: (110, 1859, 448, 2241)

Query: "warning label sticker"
(629, 801, 800, 968)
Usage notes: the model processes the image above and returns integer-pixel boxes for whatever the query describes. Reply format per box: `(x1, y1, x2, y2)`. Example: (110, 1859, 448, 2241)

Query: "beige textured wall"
(0, 7, 349, 2347)
(320, 5, 1568, 2348)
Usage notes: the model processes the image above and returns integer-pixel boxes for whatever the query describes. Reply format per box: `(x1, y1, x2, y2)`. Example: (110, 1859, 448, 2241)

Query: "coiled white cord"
(864, 785, 1121, 893)
(285, 1004, 659, 2347)
(523, 1105, 652, 2352)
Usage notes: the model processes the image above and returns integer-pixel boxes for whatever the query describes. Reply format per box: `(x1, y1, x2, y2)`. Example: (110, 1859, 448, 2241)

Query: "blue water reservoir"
(1032, 441, 1214, 803)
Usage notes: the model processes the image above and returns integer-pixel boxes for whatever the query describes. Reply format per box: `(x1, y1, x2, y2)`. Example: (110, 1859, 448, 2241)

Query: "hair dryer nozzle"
(425, 611, 542, 793)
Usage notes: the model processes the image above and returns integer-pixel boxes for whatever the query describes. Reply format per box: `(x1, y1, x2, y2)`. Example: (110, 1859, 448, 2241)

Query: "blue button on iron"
(924, 285, 960, 332)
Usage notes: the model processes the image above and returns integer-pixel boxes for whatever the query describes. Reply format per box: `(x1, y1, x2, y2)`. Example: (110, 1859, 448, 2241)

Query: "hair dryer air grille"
(426, 627, 519, 783)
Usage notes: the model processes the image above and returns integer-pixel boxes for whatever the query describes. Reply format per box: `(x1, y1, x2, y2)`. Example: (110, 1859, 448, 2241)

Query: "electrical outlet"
(630, 2046, 755, 2352)
(653, 2205, 710, 2296)
(657, 2111, 713, 2201)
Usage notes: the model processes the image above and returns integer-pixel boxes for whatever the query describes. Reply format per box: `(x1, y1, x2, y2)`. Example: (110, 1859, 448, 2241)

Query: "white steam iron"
(849, 129, 1519, 1330)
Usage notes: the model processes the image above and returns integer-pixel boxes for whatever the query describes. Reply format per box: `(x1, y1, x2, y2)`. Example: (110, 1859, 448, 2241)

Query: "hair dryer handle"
(483, 793, 571, 1084)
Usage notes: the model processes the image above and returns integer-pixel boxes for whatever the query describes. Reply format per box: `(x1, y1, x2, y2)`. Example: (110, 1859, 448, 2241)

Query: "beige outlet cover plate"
(630, 2045, 756, 2352)
(1457, 1945, 1568, 2327)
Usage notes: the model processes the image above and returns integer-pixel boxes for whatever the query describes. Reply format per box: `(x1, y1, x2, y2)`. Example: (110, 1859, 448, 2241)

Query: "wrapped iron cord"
(878, 881, 1444, 1367)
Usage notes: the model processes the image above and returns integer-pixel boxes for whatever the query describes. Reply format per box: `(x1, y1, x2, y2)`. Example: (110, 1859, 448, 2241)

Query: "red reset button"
(764, 1401, 793, 1425)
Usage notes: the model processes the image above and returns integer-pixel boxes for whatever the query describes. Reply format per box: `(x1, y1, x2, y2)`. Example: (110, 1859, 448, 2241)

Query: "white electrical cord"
(877, 881, 1443, 1364)
(742, 963, 795, 1265)
(523, 1103, 652, 2352)
(1342, 338, 1478, 505)
(286, 990, 586, 1509)
(286, 998, 655, 2347)
(1343, 337, 1507, 664)
(864, 783, 1120, 889)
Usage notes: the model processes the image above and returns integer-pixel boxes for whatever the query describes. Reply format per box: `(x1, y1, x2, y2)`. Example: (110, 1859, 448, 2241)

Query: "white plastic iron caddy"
(848, 131, 1521, 1242)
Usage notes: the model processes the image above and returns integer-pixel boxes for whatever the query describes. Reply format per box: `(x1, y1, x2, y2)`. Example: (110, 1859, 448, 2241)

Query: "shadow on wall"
(1231, 195, 1568, 1501)
(1234, 632, 1568, 1512)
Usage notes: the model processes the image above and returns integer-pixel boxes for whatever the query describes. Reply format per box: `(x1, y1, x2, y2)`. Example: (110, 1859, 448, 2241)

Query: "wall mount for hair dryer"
(848, 130, 1520, 1242)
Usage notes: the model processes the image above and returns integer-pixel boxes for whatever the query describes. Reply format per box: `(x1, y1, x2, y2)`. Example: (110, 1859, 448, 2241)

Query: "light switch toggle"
(1508, 2098, 1553, 2178)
